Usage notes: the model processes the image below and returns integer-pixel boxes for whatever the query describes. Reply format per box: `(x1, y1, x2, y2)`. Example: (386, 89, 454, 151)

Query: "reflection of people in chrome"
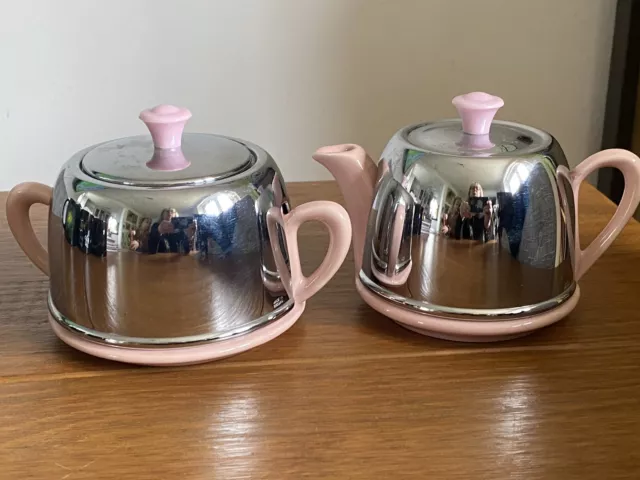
(159, 208, 177, 235)
(128, 217, 152, 252)
(128, 228, 140, 251)
(149, 209, 174, 253)
(149, 208, 195, 254)
(442, 197, 462, 236)
(454, 183, 495, 241)
(136, 217, 152, 253)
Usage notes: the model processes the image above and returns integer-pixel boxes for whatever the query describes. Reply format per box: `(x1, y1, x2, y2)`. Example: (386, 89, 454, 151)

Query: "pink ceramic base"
(48, 302, 305, 366)
(356, 278, 580, 342)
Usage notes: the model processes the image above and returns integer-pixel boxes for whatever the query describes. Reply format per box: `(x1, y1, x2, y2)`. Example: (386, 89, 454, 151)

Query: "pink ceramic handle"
(272, 172, 284, 207)
(266, 208, 294, 299)
(139, 105, 192, 149)
(6, 182, 52, 275)
(558, 148, 640, 280)
(452, 92, 504, 135)
(266, 201, 352, 304)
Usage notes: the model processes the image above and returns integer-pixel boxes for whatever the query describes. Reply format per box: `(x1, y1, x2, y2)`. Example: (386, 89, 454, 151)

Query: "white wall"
(0, 0, 616, 191)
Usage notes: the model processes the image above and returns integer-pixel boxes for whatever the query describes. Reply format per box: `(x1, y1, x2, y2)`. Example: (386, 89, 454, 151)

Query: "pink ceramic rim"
(48, 301, 305, 366)
(356, 277, 580, 341)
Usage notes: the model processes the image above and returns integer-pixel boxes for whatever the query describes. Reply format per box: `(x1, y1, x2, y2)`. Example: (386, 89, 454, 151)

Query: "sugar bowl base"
(356, 278, 580, 343)
(48, 301, 305, 366)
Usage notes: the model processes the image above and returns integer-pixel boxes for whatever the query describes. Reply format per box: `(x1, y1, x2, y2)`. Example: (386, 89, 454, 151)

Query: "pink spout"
(313, 144, 377, 273)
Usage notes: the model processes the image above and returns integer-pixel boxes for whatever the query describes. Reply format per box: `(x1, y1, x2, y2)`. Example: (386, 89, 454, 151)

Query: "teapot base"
(48, 301, 305, 366)
(393, 323, 531, 343)
(356, 277, 580, 343)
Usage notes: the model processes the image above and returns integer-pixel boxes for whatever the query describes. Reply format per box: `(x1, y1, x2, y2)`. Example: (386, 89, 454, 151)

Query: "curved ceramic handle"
(6, 182, 52, 275)
(558, 149, 640, 280)
(452, 92, 504, 135)
(266, 201, 351, 303)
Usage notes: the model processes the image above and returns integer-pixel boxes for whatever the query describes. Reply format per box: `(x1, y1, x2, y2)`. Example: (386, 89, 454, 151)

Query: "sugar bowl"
(7, 105, 351, 364)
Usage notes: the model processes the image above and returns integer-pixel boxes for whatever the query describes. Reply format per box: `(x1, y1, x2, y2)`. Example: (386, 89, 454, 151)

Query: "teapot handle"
(558, 149, 640, 281)
(6, 182, 52, 276)
(266, 201, 351, 303)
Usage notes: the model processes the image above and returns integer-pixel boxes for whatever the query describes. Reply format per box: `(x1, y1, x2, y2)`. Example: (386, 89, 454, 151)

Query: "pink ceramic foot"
(49, 302, 305, 366)
(356, 278, 580, 342)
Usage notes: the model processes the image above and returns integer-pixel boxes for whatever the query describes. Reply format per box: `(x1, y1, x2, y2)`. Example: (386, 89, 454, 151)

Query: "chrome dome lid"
(404, 119, 552, 158)
(78, 105, 260, 188)
(403, 92, 552, 158)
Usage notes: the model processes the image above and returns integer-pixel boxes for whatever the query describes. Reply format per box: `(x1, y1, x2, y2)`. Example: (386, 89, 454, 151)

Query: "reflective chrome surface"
(48, 134, 296, 346)
(361, 120, 577, 319)
(81, 133, 256, 186)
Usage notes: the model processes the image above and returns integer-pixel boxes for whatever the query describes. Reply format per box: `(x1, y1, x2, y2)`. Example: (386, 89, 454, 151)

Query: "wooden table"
(1, 182, 639, 479)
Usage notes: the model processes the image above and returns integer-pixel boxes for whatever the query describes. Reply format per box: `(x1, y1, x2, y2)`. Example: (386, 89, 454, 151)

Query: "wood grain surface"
(1, 182, 639, 479)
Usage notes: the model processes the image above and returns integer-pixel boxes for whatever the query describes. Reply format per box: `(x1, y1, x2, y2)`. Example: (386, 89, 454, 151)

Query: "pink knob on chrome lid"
(139, 105, 192, 171)
(452, 92, 504, 135)
(139, 104, 192, 149)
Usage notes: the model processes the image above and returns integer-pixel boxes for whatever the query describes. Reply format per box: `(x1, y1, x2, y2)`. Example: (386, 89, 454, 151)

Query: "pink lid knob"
(139, 105, 192, 149)
(452, 92, 504, 135)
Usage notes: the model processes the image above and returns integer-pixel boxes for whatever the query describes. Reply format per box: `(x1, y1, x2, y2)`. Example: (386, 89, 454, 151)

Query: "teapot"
(7, 105, 352, 365)
(314, 92, 640, 342)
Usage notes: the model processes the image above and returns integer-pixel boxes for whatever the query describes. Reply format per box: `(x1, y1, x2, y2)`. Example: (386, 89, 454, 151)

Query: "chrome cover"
(361, 120, 577, 319)
(48, 134, 295, 346)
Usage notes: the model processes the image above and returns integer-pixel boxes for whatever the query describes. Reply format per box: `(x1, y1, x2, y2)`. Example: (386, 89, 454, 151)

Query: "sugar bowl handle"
(6, 182, 53, 276)
(558, 149, 640, 280)
(267, 201, 352, 304)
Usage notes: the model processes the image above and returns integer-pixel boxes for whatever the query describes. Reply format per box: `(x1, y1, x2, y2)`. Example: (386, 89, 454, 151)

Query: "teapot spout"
(313, 144, 377, 273)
